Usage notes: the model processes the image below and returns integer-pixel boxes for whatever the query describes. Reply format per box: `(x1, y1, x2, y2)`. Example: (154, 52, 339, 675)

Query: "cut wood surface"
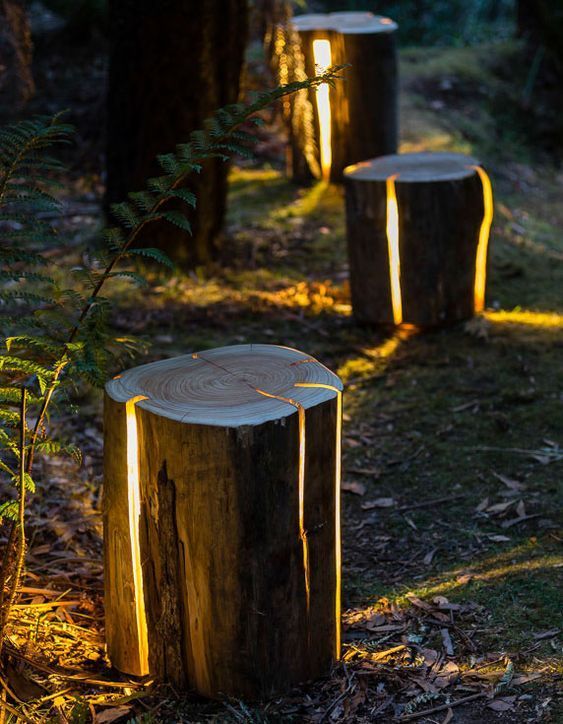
(344, 152, 493, 326)
(104, 344, 343, 698)
(288, 12, 399, 182)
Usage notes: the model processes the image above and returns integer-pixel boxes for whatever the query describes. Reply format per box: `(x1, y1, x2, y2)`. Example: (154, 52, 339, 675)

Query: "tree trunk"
(0, 0, 34, 107)
(517, 0, 563, 69)
(344, 152, 493, 326)
(104, 344, 343, 698)
(287, 12, 398, 182)
(106, 0, 248, 269)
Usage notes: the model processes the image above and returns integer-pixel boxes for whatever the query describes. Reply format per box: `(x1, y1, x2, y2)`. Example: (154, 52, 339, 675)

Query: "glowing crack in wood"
(294, 382, 342, 658)
(470, 165, 493, 313)
(125, 394, 149, 675)
(255, 388, 310, 613)
(386, 174, 403, 325)
(312, 39, 333, 181)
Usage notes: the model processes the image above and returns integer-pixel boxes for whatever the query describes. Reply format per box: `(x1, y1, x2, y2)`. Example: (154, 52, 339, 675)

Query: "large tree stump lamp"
(103, 344, 343, 698)
(288, 12, 398, 182)
(344, 152, 494, 326)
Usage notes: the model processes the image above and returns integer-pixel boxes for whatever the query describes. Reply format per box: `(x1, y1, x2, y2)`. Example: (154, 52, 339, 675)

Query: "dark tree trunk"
(517, 0, 563, 69)
(107, 0, 248, 269)
(0, 0, 34, 107)
(287, 13, 398, 183)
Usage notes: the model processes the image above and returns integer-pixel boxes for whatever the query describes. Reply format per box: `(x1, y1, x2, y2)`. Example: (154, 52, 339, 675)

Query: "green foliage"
(309, 0, 516, 46)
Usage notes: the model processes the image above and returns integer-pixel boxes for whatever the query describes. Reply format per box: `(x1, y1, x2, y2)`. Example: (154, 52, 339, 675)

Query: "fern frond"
(125, 247, 174, 268)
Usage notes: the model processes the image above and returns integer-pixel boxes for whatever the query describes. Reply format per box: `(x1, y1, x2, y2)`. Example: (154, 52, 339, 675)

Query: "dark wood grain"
(344, 153, 487, 326)
(289, 13, 398, 182)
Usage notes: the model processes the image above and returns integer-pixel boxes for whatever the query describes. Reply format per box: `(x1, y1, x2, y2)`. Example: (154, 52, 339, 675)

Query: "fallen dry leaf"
(512, 673, 542, 685)
(487, 696, 516, 712)
(361, 497, 396, 510)
(365, 622, 405, 633)
(486, 500, 514, 515)
(423, 548, 438, 565)
(475, 496, 489, 512)
(341, 480, 366, 496)
(501, 513, 541, 528)
(434, 660, 459, 688)
(441, 628, 454, 656)
(347, 466, 381, 477)
(95, 707, 133, 723)
(433, 596, 461, 611)
(493, 472, 526, 491)
(533, 628, 560, 640)
(406, 593, 433, 611)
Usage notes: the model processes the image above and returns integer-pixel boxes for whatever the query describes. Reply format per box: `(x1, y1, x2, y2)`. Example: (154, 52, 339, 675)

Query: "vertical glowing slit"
(386, 174, 403, 325)
(125, 394, 149, 675)
(470, 165, 493, 313)
(294, 383, 342, 658)
(312, 39, 332, 181)
(255, 389, 310, 612)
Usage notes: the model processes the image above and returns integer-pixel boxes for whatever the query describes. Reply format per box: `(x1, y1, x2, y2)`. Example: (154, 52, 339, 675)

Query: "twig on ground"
(394, 692, 486, 721)
(396, 494, 469, 512)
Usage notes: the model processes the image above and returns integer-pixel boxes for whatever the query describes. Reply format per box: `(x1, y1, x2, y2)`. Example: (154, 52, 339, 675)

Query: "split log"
(103, 344, 343, 699)
(288, 12, 398, 182)
(344, 152, 494, 326)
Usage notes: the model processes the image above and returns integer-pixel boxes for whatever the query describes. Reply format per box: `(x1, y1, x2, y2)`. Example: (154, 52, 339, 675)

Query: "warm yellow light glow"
(295, 382, 342, 658)
(471, 165, 494, 312)
(368, 334, 401, 359)
(337, 327, 418, 382)
(125, 395, 149, 675)
(255, 389, 310, 611)
(484, 310, 563, 329)
(312, 39, 332, 181)
(386, 174, 403, 325)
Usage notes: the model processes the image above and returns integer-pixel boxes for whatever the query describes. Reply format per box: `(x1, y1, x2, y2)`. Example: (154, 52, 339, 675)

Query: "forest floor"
(4, 42, 562, 723)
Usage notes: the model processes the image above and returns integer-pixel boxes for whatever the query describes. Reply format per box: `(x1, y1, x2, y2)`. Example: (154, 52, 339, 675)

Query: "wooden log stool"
(289, 12, 398, 182)
(103, 344, 343, 699)
(343, 152, 494, 326)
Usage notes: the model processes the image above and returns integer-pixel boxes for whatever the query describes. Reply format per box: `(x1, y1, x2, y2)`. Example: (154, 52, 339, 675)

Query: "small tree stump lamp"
(103, 344, 343, 699)
(344, 152, 494, 326)
(288, 11, 399, 182)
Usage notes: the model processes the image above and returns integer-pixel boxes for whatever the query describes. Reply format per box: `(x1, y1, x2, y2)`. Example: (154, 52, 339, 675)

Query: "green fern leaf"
(126, 247, 174, 268)
(162, 211, 192, 234)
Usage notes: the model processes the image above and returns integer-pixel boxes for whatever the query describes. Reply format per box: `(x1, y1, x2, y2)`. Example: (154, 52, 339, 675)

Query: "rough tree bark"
(107, 0, 248, 269)
(0, 0, 34, 107)
(104, 344, 343, 698)
(344, 152, 493, 326)
(288, 12, 398, 182)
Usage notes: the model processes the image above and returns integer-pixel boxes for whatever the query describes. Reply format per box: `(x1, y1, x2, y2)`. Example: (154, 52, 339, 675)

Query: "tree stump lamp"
(288, 12, 399, 182)
(344, 152, 494, 326)
(103, 344, 343, 699)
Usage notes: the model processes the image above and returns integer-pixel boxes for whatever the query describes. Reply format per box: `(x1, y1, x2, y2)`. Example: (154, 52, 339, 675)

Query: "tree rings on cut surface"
(103, 344, 343, 699)
(344, 152, 493, 326)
